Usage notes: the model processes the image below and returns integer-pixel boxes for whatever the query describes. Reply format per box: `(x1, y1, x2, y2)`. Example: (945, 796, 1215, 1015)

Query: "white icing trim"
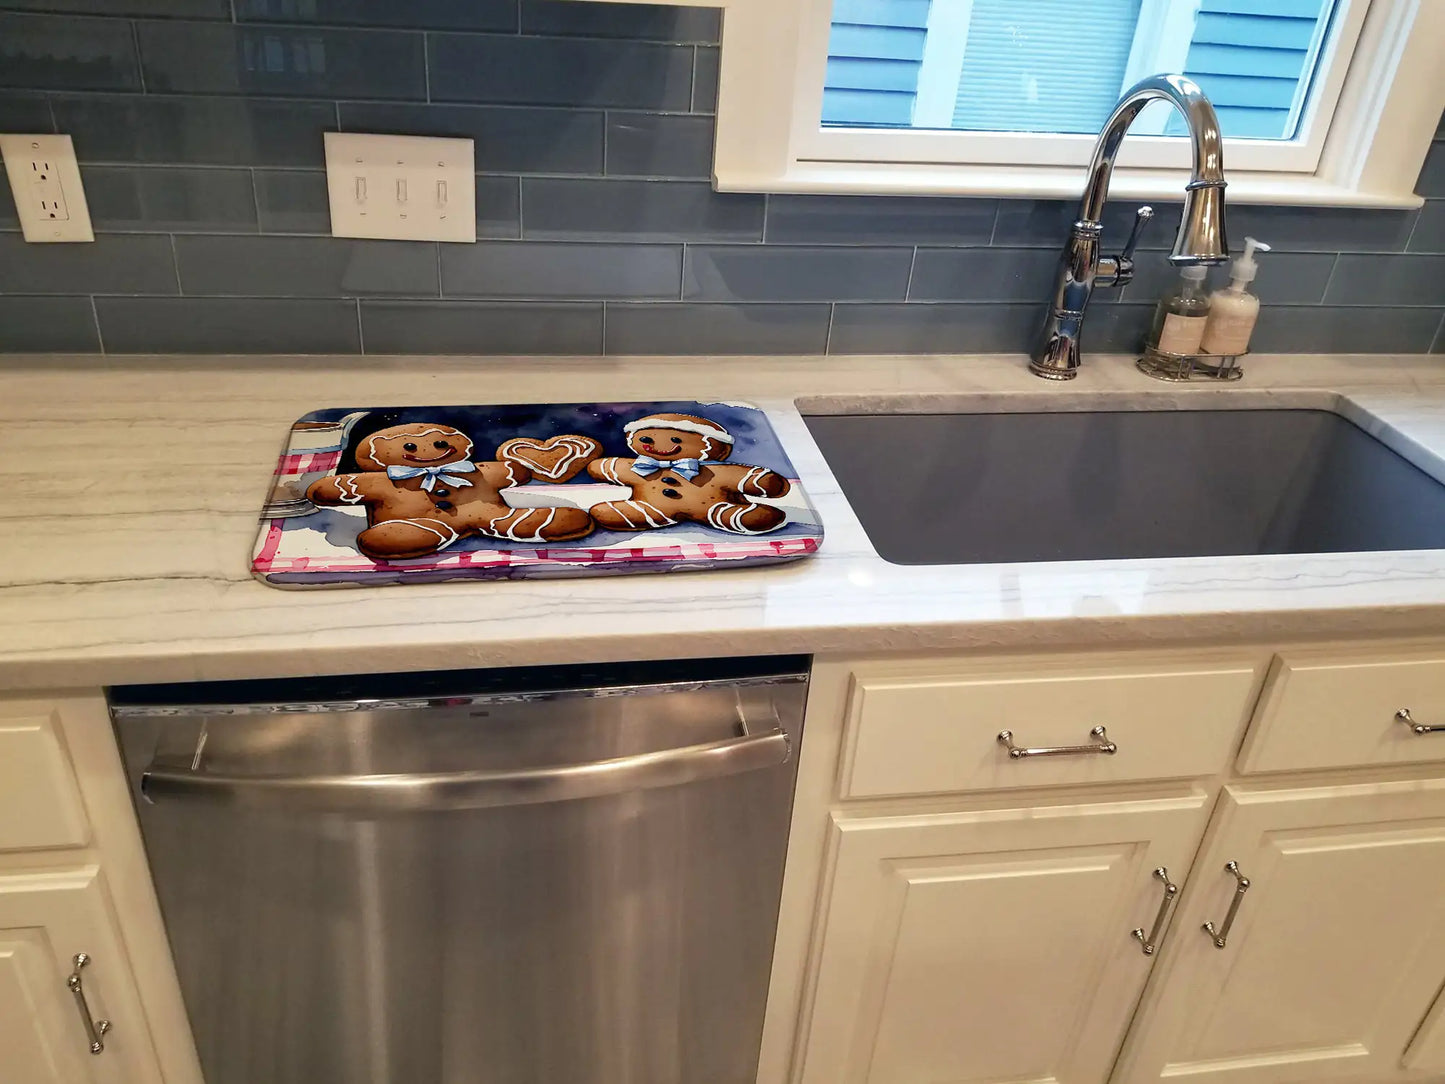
(395, 517, 460, 551)
(631, 500, 676, 528)
(622, 415, 733, 443)
(609, 501, 637, 528)
(597, 457, 624, 485)
(336, 475, 364, 504)
(363, 425, 473, 466)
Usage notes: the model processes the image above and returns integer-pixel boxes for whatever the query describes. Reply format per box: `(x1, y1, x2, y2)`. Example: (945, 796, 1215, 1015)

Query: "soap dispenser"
(1200, 236, 1271, 356)
(1146, 264, 1210, 355)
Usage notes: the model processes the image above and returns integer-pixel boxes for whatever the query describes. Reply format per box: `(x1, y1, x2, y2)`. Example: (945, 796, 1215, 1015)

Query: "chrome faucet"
(1030, 74, 1230, 380)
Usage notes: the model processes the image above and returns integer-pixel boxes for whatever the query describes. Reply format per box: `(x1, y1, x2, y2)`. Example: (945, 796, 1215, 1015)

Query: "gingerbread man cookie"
(307, 422, 594, 559)
(586, 413, 790, 534)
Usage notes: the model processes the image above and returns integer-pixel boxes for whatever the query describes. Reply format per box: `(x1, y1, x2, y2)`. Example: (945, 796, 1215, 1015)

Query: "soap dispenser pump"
(1201, 236, 1271, 355)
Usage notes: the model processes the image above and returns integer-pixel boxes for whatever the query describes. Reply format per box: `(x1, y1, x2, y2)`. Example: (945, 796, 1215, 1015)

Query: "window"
(703, 0, 1444, 206)
(821, 0, 1341, 142)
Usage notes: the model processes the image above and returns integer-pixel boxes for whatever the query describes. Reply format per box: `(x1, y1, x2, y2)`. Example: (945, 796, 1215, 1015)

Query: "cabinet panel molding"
(795, 792, 1211, 1084)
(842, 658, 1261, 798)
(0, 701, 88, 851)
(1115, 776, 1445, 1084)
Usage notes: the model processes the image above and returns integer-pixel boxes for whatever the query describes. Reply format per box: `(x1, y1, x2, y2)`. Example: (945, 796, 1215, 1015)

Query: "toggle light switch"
(324, 132, 475, 242)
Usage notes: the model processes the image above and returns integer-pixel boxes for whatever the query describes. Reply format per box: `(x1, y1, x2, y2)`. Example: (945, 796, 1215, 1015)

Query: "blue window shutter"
(823, 0, 931, 128)
(950, 0, 1142, 134)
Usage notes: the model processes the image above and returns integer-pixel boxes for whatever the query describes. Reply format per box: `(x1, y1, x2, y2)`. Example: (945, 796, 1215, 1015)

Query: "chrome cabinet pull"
(1201, 861, 1251, 949)
(997, 725, 1117, 760)
(1397, 709, 1445, 735)
(66, 953, 112, 1055)
(1130, 867, 1179, 956)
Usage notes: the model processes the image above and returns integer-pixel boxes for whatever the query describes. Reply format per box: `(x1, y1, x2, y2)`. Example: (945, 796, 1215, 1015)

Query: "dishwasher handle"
(140, 726, 791, 814)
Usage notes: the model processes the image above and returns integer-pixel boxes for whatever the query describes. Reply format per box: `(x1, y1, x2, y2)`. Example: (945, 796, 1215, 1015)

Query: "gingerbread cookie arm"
(716, 463, 791, 500)
(477, 460, 531, 488)
(587, 456, 636, 485)
(307, 471, 389, 507)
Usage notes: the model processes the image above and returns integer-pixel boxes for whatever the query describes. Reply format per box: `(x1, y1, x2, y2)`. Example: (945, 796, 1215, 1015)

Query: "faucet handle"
(1121, 205, 1154, 262)
(1098, 205, 1154, 289)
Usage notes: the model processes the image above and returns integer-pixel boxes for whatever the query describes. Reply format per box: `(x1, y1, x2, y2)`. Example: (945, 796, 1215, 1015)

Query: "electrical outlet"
(324, 132, 476, 243)
(0, 134, 93, 243)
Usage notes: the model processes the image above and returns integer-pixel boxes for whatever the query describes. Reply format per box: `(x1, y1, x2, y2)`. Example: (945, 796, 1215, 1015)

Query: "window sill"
(714, 162, 1425, 209)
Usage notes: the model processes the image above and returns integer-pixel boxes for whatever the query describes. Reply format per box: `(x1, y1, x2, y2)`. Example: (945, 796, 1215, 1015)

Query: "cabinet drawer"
(1239, 651, 1445, 774)
(0, 702, 88, 851)
(840, 659, 1260, 799)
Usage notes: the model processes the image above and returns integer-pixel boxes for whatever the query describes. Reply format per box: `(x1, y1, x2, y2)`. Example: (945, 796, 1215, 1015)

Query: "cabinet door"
(794, 793, 1211, 1084)
(0, 865, 163, 1084)
(1115, 776, 1445, 1084)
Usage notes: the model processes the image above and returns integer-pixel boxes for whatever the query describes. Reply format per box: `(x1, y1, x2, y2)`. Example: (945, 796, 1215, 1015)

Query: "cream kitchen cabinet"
(793, 791, 1213, 1084)
(0, 864, 163, 1084)
(0, 693, 203, 1084)
(1114, 775, 1445, 1084)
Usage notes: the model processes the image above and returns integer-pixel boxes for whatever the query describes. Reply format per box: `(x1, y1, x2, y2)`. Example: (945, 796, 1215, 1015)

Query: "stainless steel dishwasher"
(111, 656, 809, 1084)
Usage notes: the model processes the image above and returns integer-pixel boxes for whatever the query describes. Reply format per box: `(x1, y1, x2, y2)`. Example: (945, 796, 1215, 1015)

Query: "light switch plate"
(324, 132, 476, 243)
(0, 133, 93, 243)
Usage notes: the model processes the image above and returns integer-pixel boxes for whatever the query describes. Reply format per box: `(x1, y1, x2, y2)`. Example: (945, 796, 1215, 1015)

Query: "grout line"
(90, 296, 106, 353)
(688, 45, 698, 115)
(987, 201, 1001, 246)
(333, 100, 342, 130)
(1317, 252, 1342, 305)
(168, 234, 183, 294)
(903, 245, 917, 301)
(516, 175, 525, 238)
(678, 244, 687, 299)
(1433, 309, 1445, 354)
(130, 21, 147, 93)
(760, 193, 769, 243)
(600, 300, 608, 353)
(44, 93, 58, 134)
(229, 0, 238, 20)
(1404, 205, 1423, 252)
(601, 110, 609, 175)
(355, 298, 366, 353)
(435, 241, 442, 297)
(248, 166, 263, 230)
(823, 302, 835, 354)
(422, 31, 432, 104)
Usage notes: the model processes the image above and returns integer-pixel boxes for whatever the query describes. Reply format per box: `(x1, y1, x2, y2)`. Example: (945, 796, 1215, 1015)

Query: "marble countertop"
(4, 350, 1445, 692)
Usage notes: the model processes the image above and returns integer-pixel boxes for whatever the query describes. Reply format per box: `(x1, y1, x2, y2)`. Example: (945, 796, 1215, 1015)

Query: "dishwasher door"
(112, 657, 809, 1084)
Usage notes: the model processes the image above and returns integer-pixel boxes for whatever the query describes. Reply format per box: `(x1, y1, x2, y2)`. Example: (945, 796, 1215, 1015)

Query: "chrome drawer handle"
(1397, 709, 1445, 735)
(1202, 861, 1250, 949)
(66, 953, 112, 1055)
(1131, 867, 1179, 956)
(997, 725, 1117, 759)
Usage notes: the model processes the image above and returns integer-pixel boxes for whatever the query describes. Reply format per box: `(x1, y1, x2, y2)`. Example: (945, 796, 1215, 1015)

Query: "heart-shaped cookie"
(497, 434, 603, 483)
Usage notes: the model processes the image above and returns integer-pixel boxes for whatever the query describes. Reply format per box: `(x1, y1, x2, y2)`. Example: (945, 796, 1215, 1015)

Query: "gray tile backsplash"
(174, 236, 439, 298)
(1, 1, 1442, 356)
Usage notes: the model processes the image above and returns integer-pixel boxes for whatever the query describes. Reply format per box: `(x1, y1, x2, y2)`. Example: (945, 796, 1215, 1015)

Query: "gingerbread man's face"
(627, 427, 730, 462)
(356, 423, 473, 471)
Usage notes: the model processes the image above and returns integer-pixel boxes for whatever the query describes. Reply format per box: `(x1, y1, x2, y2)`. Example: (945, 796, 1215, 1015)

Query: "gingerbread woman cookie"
(587, 413, 790, 534)
(307, 422, 594, 559)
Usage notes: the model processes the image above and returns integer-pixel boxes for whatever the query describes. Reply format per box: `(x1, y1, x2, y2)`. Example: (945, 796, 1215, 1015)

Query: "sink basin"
(803, 409, 1445, 564)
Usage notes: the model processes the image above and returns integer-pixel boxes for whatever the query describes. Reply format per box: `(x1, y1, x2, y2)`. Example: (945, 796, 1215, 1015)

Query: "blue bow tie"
(633, 455, 706, 480)
(386, 461, 477, 492)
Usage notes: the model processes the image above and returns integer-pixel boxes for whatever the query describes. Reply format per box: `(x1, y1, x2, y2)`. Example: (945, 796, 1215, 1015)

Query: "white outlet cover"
(324, 132, 476, 243)
(0, 133, 94, 243)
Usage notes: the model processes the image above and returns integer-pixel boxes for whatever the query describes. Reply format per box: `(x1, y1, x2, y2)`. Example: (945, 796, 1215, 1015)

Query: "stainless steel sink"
(803, 409, 1445, 564)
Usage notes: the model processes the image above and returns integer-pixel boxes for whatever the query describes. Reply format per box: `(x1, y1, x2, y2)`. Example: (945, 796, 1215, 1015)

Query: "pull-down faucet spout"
(1030, 73, 1229, 380)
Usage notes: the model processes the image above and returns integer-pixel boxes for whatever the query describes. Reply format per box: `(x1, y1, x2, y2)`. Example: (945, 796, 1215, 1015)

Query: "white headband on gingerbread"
(622, 416, 734, 444)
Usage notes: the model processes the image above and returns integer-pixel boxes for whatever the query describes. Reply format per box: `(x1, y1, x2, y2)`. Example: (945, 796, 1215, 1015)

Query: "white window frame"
(633, 0, 1444, 207)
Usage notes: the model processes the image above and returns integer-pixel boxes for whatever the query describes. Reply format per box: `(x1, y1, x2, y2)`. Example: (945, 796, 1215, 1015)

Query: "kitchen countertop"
(5, 350, 1445, 692)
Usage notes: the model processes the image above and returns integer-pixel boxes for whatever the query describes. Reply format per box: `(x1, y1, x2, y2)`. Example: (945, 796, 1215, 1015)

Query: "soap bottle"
(1146, 264, 1210, 355)
(1200, 236, 1271, 356)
